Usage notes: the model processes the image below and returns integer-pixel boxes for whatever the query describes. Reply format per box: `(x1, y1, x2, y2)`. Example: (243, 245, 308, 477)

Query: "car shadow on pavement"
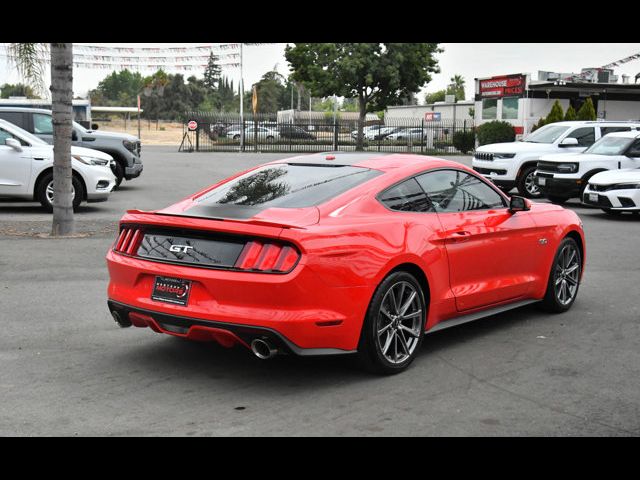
(108, 303, 543, 389)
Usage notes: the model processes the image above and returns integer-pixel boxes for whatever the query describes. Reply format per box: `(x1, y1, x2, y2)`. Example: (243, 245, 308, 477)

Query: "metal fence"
(179, 112, 474, 155)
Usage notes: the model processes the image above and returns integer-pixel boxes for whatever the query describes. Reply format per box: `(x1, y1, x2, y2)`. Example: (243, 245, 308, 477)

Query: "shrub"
(476, 121, 515, 146)
(546, 100, 565, 124)
(564, 105, 577, 121)
(452, 130, 476, 154)
(576, 97, 597, 120)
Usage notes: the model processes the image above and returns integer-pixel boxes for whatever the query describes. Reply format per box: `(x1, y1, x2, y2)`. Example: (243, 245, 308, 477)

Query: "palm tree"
(449, 74, 466, 101)
(8, 43, 75, 236)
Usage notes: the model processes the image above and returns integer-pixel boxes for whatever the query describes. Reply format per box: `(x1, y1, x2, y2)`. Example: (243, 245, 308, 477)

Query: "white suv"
(472, 121, 640, 198)
(0, 118, 116, 211)
(535, 130, 640, 204)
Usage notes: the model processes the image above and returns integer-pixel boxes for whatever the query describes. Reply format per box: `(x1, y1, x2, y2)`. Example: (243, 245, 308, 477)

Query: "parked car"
(385, 128, 436, 147)
(582, 166, 640, 215)
(226, 126, 280, 140)
(0, 118, 116, 212)
(368, 127, 402, 140)
(472, 121, 640, 198)
(0, 107, 142, 188)
(278, 125, 316, 140)
(106, 152, 584, 374)
(535, 131, 640, 204)
(351, 125, 385, 140)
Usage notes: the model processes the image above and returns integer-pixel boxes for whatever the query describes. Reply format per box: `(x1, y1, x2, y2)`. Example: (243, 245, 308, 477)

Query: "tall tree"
(203, 52, 221, 91)
(448, 74, 465, 101)
(9, 43, 75, 236)
(286, 43, 441, 149)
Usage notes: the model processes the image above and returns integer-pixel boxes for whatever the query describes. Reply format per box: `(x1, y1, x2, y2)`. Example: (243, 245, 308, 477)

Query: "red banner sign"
(479, 74, 526, 98)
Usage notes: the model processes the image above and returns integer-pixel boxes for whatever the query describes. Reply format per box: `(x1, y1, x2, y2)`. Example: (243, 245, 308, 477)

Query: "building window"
(502, 97, 519, 119)
(482, 99, 497, 119)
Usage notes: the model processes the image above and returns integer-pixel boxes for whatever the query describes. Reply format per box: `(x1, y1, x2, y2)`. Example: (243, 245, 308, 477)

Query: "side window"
(601, 126, 631, 136)
(379, 178, 434, 213)
(416, 170, 505, 213)
(33, 113, 53, 134)
(566, 127, 595, 146)
(627, 139, 640, 157)
(0, 112, 26, 129)
(0, 127, 27, 147)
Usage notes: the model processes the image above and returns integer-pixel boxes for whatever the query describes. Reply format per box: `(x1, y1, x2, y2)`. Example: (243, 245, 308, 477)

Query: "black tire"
(111, 161, 125, 189)
(36, 172, 84, 213)
(539, 237, 582, 313)
(516, 165, 542, 199)
(233, 134, 240, 140)
(547, 195, 569, 204)
(601, 208, 621, 215)
(357, 271, 426, 375)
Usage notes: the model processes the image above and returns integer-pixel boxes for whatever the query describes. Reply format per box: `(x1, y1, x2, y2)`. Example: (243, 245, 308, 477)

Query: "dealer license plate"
(538, 177, 546, 186)
(151, 276, 192, 306)
(589, 193, 598, 203)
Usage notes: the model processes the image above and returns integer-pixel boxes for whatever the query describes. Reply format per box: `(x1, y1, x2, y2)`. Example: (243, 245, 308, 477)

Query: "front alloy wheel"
(518, 166, 542, 198)
(540, 237, 581, 312)
(358, 271, 426, 374)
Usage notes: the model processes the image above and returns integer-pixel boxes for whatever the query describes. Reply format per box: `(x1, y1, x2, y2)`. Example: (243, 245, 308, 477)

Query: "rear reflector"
(234, 240, 300, 273)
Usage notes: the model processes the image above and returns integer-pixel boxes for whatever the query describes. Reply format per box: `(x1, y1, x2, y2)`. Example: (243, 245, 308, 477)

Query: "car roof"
(0, 107, 52, 114)
(544, 120, 640, 126)
(600, 131, 640, 139)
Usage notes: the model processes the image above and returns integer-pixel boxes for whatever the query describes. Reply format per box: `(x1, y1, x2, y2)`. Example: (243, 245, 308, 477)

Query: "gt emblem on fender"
(538, 238, 548, 245)
(169, 244, 194, 254)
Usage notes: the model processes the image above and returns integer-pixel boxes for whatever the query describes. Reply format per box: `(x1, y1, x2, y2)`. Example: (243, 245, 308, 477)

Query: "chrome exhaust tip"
(112, 310, 132, 328)
(250, 338, 278, 360)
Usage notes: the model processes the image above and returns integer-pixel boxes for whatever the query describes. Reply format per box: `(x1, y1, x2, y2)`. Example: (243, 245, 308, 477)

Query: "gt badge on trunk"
(152, 276, 192, 306)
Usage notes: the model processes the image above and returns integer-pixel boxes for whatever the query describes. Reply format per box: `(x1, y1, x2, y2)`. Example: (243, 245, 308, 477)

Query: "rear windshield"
(197, 163, 382, 208)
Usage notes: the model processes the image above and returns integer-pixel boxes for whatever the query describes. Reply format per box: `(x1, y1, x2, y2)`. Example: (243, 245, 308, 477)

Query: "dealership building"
(474, 71, 640, 138)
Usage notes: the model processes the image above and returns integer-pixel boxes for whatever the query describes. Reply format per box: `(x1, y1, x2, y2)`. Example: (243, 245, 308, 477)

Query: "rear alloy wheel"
(36, 172, 84, 213)
(540, 237, 581, 313)
(517, 166, 542, 198)
(358, 271, 426, 374)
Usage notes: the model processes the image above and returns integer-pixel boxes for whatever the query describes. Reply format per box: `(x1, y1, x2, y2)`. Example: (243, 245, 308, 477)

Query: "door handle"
(445, 231, 472, 243)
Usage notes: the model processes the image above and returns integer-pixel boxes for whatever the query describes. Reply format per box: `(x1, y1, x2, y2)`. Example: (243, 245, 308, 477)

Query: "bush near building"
(476, 121, 515, 146)
(576, 97, 597, 120)
(453, 130, 475, 154)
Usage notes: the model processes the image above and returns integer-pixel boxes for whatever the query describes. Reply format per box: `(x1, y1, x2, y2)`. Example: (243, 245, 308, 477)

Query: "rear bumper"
(107, 300, 355, 356)
(106, 249, 371, 354)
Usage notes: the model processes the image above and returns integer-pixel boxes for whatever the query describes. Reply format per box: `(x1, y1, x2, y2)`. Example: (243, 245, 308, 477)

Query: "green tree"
(448, 74, 465, 101)
(8, 43, 75, 236)
(253, 71, 287, 114)
(564, 105, 577, 121)
(424, 90, 446, 104)
(545, 100, 564, 124)
(89, 69, 145, 106)
(0, 82, 39, 98)
(576, 97, 597, 120)
(203, 52, 221, 91)
(285, 43, 441, 150)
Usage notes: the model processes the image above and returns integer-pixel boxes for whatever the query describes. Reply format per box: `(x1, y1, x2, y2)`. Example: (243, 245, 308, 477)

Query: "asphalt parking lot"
(1, 146, 639, 436)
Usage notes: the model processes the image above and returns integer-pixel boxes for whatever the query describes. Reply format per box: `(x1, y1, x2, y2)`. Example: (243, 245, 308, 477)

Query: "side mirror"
(559, 137, 579, 147)
(5, 138, 23, 152)
(91, 123, 99, 130)
(509, 195, 531, 213)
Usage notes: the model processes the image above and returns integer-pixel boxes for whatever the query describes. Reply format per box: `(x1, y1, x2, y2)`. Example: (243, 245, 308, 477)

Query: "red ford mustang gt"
(106, 152, 585, 374)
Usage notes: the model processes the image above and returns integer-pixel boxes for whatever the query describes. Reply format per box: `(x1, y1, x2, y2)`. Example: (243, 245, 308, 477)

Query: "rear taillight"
(114, 226, 143, 255)
(234, 240, 300, 273)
